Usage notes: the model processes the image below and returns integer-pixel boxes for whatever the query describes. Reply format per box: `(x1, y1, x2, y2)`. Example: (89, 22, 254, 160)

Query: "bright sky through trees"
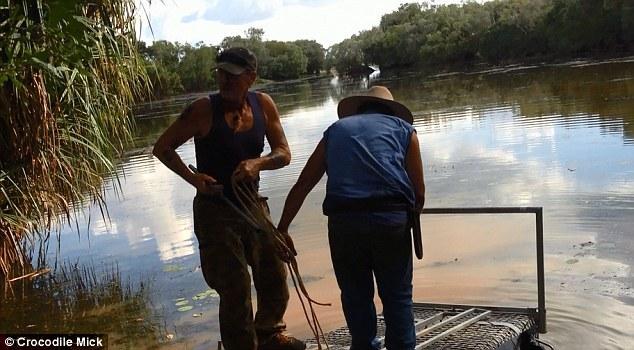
(139, 0, 471, 47)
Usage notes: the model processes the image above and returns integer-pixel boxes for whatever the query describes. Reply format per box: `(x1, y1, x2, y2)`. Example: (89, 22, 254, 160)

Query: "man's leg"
(328, 217, 379, 350)
(247, 228, 289, 338)
(244, 199, 304, 350)
(372, 223, 415, 350)
(194, 196, 257, 350)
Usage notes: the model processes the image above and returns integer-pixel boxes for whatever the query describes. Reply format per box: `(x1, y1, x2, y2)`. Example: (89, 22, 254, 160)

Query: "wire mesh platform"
(306, 302, 538, 350)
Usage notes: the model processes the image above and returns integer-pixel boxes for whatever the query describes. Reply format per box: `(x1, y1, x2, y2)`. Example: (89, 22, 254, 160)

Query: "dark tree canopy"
(327, 0, 634, 74)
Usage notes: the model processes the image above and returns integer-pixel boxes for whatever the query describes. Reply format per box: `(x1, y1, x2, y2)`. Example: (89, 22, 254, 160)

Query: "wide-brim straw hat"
(337, 85, 413, 124)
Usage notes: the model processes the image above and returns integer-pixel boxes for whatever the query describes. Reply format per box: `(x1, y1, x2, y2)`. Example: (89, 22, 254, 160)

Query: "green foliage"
(265, 41, 307, 80)
(178, 43, 217, 92)
(138, 40, 218, 96)
(138, 27, 326, 96)
(380, 3, 426, 30)
(293, 40, 325, 75)
(221, 28, 320, 80)
(145, 62, 183, 98)
(327, 37, 368, 75)
(480, 0, 550, 62)
(0, 0, 149, 276)
(138, 28, 326, 96)
(328, 0, 634, 73)
(544, 0, 624, 55)
(221, 27, 270, 75)
(144, 40, 181, 69)
(362, 24, 421, 68)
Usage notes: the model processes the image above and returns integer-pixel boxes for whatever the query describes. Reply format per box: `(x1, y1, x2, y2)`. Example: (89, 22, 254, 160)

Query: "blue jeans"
(328, 216, 415, 350)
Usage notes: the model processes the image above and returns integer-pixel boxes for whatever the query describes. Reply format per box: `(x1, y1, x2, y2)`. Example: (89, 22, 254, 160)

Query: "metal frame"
(415, 308, 492, 349)
(421, 207, 547, 333)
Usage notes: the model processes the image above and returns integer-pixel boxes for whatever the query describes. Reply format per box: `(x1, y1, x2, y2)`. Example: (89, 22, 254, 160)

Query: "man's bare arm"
(405, 131, 425, 211)
(152, 98, 217, 192)
(278, 139, 326, 233)
(258, 92, 291, 169)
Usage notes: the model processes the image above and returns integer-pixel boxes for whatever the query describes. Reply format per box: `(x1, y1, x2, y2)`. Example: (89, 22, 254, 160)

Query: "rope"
(231, 179, 331, 349)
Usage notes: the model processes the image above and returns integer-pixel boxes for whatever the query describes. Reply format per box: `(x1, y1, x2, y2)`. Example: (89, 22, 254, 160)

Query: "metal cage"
(306, 207, 546, 350)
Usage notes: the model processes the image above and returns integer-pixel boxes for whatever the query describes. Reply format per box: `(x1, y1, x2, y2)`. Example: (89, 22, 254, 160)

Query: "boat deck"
(306, 302, 538, 350)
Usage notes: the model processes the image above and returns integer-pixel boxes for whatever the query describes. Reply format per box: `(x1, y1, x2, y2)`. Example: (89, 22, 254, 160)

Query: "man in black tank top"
(153, 47, 305, 350)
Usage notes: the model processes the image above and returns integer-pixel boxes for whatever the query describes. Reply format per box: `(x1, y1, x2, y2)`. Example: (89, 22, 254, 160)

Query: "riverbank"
(138, 54, 634, 109)
(377, 54, 634, 80)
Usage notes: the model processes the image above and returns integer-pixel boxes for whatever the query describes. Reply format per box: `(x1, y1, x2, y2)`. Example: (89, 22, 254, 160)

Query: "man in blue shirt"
(277, 86, 425, 350)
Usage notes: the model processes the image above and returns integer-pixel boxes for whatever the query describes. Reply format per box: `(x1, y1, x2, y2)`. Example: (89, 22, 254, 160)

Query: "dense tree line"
(140, 28, 325, 98)
(327, 0, 634, 74)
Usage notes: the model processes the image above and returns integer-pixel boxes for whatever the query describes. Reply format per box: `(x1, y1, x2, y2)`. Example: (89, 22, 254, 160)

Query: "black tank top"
(194, 92, 265, 203)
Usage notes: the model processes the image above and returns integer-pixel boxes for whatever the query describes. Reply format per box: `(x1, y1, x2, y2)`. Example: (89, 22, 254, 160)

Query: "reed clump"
(0, 1, 150, 280)
(0, 262, 165, 347)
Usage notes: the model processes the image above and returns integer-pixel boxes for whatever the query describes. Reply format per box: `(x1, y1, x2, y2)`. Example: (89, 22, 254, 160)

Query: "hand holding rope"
(231, 178, 331, 349)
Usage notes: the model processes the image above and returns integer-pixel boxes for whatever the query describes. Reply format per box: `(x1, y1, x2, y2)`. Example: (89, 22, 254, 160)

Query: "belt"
(324, 195, 423, 259)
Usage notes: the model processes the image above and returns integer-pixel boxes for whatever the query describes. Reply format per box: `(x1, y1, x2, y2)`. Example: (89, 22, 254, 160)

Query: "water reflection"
(0, 263, 166, 348)
(27, 60, 634, 349)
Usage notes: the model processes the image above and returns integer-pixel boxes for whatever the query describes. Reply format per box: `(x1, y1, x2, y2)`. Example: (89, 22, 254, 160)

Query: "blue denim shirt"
(323, 113, 416, 226)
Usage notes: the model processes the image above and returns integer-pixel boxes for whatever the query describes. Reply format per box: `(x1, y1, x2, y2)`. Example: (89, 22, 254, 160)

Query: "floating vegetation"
(174, 300, 189, 307)
(192, 289, 219, 301)
(0, 262, 166, 348)
(177, 305, 193, 312)
(163, 264, 186, 273)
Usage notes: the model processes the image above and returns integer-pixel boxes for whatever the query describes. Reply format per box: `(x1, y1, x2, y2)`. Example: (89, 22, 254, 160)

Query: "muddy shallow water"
(3, 59, 634, 349)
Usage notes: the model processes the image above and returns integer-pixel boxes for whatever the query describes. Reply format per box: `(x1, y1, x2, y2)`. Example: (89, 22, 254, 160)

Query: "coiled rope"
(232, 179, 331, 349)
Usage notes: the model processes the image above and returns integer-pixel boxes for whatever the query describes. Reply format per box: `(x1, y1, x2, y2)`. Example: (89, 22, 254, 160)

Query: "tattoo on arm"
(259, 146, 291, 171)
(267, 151, 286, 168)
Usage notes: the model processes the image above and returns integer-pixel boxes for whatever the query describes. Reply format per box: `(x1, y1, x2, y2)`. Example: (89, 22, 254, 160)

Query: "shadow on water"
(0, 263, 168, 348)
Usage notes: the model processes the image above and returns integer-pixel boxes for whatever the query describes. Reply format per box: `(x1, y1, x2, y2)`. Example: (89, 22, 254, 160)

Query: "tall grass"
(0, 1, 149, 279)
(0, 262, 166, 346)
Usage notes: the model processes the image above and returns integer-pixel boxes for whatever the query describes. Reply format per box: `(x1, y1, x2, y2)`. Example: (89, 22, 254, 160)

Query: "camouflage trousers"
(193, 194, 289, 350)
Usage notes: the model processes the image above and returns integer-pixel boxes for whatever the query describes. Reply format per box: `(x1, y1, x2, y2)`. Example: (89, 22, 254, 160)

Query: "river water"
(3, 59, 634, 349)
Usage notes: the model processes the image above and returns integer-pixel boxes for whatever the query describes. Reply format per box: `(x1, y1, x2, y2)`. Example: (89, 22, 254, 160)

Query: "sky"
(138, 0, 468, 48)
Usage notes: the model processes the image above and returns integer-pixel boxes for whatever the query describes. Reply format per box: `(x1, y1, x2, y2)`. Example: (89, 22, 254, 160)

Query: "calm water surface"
(5, 60, 634, 349)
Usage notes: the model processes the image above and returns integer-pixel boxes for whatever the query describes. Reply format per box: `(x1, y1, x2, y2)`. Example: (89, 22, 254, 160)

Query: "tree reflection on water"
(1, 263, 167, 348)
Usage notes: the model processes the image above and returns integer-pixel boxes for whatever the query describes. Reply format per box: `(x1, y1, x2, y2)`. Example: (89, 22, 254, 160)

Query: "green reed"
(0, 1, 150, 279)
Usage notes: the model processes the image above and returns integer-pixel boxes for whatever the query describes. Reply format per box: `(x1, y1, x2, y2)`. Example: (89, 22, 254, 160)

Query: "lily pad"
(192, 289, 219, 300)
(177, 305, 193, 312)
(163, 264, 185, 272)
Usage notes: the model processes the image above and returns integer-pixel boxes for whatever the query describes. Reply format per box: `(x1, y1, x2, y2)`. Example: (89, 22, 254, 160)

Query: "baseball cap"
(214, 47, 257, 75)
